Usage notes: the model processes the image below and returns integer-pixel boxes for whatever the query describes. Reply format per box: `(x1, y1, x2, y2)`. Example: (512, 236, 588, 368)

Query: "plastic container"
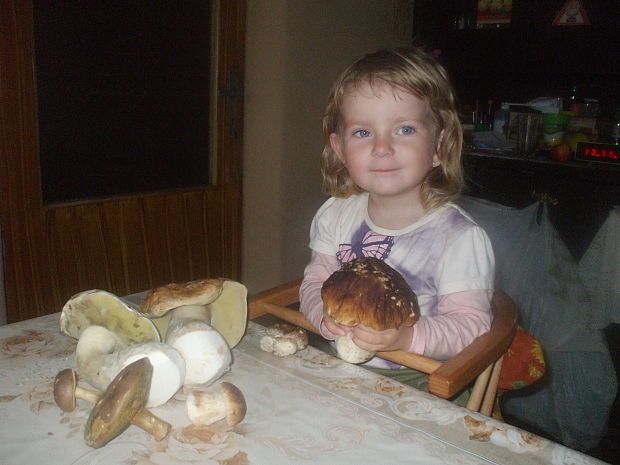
(542, 113, 569, 147)
(493, 103, 510, 136)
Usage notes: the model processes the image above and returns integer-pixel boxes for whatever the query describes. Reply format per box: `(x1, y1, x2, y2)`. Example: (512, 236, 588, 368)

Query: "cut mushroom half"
(186, 382, 246, 427)
(76, 325, 186, 407)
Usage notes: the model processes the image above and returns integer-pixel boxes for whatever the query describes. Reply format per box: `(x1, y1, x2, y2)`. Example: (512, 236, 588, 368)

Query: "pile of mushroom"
(60, 279, 248, 407)
(321, 257, 420, 364)
(58, 278, 249, 446)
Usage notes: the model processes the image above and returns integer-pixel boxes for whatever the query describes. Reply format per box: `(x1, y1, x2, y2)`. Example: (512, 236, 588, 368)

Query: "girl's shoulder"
(315, 193, 368, 217)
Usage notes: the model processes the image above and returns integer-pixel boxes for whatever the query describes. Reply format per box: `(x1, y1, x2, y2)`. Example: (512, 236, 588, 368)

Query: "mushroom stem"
(75, 384, 100, 404)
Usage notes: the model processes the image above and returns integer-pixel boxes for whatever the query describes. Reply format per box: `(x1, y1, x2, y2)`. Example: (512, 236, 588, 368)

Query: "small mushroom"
(85, 358, 162, 448)
(76, 325, 186, 407)
(186, 382, 246, 427)
(321, 257, 419, 364)
(260, 323, 309, 357)
(53, 368, 171, 442)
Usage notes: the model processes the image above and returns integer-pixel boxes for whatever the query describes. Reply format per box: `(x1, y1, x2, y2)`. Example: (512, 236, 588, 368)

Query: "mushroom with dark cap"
(186, 381, 247, 427)
(53, 368, 171, 442)
(84, 357, 167, 448)
(321, 257, 419, 364)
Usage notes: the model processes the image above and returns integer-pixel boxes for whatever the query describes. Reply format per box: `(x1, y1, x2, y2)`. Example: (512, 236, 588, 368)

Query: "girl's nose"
(372, 135, 394, 158)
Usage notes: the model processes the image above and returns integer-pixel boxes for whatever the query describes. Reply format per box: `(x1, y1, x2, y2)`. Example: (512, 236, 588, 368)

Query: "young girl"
(300, 48, 495, 374)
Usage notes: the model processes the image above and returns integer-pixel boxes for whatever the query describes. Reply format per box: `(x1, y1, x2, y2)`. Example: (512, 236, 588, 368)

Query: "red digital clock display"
(575, 142, 620, 165)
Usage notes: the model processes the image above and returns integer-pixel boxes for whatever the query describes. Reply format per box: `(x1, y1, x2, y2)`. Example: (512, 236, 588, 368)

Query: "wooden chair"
(249, 279, 518, 416)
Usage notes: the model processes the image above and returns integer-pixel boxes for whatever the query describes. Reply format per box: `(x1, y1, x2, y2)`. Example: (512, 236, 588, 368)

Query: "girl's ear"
(329, 133, 345, 163)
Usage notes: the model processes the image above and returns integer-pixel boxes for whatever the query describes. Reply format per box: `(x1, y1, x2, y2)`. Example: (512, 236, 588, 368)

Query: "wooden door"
(0, 1, 246, 322)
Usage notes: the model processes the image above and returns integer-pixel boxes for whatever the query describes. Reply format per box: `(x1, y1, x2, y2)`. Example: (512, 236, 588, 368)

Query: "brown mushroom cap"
(84, 357, 153, 448)
(53, 369, 78, 411)
(321, 257, 419, 331)
(220, 382, 247, 426)
(139, 279, 224, 317)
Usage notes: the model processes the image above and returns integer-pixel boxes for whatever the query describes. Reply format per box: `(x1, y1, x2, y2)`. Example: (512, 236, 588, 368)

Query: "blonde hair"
(321, 48, 464, 209)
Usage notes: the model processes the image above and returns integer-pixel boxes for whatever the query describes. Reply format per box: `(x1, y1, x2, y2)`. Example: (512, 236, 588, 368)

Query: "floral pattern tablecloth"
(0, 314, 608, 465)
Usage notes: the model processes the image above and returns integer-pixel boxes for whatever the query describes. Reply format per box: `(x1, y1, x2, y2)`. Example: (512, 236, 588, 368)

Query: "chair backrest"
(249, 279, 517, 414)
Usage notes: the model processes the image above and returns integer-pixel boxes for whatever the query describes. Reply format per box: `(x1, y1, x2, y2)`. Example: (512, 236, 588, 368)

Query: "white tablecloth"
(0, 314, 608, 465)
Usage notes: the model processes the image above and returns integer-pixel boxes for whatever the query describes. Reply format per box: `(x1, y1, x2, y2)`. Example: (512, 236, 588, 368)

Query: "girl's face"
(330, 83, 440, 206)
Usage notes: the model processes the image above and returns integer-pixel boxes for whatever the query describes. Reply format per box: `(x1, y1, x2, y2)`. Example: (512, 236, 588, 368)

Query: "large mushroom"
(139, 278, 248, 349)
(75, 325, 186, 407)
(138, 279, 247, 385)
(84, 358, 166, 448)
(321, 257, 419, 364)
(53, 368, 171, 441)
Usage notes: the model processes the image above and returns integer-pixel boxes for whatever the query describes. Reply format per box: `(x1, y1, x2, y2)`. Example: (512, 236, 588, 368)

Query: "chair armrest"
(249, 278, 303, 319)
(428, 290, 518, 399)
(248, 280, 518, 401)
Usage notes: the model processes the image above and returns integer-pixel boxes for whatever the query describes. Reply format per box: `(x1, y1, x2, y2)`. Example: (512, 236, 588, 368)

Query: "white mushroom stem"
(165, 317, 231, 385)
(186, 382, 246, 427)
(334, 333, 376, 364)
(76, 325, 186, 407)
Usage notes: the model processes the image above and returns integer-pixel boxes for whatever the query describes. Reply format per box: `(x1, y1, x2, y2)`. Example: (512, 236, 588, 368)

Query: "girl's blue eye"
(398, 126, 415, 135)
(354, 129, 371, 138)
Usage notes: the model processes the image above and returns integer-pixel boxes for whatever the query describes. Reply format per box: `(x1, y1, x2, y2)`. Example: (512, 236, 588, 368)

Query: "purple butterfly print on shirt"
(336, 223, 394, 264)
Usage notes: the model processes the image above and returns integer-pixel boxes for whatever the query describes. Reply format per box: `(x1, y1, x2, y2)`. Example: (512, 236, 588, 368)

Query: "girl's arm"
(299, 251, 341, 340)
(351, 289, 493, 361)
(407, 289, 492, 360)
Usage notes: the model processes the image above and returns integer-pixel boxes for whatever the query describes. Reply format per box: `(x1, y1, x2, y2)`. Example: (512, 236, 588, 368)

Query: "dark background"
(412, 0, 620, 116)
(34, 1, 212, 204)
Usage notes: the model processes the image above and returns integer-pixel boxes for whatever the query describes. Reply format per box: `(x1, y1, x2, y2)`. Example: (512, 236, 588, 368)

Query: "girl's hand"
(321, 311, 353, 338)
(350, 324, 414, 352)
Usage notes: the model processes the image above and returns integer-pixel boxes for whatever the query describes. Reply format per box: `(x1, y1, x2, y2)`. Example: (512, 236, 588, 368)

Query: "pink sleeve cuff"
(299, 251, 341, 340)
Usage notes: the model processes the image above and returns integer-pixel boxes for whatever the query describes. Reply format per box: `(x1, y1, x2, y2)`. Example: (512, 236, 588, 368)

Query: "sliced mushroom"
(186, 382, 246, 427)
(60, 289, 160, 344)
(53, 368, 170, 441)
(76, 325, 186, 407)
(85, 358, 165, 448)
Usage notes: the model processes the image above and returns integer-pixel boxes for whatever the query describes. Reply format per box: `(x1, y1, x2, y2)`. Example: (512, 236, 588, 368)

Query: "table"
(0, 313, 608, 465)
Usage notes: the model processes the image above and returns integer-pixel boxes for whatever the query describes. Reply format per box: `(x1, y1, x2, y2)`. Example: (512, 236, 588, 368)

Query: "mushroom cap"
(60, 290, 160, 345)
(321, 257, 419, 331)
(84, 357, 152, 448)
(139, 279, 248, 348)
(220, 382, 247, 426)
(53, 368, 78, 411)
(139, 279, 224, 317)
